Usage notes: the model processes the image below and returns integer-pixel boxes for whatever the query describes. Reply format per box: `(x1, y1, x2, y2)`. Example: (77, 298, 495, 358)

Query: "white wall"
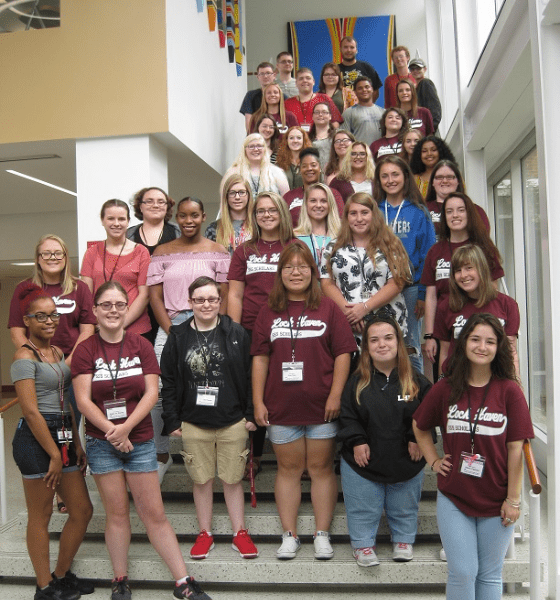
(244, 0, 428, 88)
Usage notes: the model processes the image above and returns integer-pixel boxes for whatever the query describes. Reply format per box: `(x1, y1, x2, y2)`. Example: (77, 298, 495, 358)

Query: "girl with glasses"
(318, 62, 358, 115)
(324, 130, 356, 185)
(11, 284, 93, 600)
(72, 281, 211, 600)
(252, 242, 356, 561)
(147, 197, 231, 482)
(309, 102, 336, 171)
(329, 141, 376, 203)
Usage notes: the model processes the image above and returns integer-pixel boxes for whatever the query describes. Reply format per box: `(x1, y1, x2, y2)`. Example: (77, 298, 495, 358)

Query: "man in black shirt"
(409, 58, 442, 132)
(337, 36, 382, 102)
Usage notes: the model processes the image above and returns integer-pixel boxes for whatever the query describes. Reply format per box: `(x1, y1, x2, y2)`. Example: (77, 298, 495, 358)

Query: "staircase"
(0, 437, 538, 598)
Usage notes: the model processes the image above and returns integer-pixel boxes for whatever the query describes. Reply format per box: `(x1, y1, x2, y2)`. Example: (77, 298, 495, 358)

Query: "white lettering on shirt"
(453, 315, 506, 339)
(446, 403, 508, 436)
(270, 315, 327, 341)
(52, 295, 77, 315)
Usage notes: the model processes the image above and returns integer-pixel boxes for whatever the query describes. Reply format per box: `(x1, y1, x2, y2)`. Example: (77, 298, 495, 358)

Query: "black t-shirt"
(338, 60, 383, 91)
(181, 325, 244, 428)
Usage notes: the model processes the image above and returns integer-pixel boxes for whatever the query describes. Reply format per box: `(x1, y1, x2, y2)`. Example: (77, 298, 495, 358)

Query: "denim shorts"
(13, 415, 79, 479)
(267, 421, 339, 445)
(86, 436, 158, 475)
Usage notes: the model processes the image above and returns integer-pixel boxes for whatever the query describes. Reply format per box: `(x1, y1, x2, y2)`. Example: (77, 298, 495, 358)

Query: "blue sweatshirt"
(378, 199, 436, 300)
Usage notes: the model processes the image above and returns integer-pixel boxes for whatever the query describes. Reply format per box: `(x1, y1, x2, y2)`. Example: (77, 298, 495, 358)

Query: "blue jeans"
(86, 436, 158, 475)
(403, 284, 423, 373)
(340, 457, 424, 548)
(152, 311, 192, 455)
(437, 491, 514, 600)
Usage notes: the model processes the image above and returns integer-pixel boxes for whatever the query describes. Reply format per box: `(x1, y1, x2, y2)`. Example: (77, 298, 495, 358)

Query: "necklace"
(140, 224, 164, 247)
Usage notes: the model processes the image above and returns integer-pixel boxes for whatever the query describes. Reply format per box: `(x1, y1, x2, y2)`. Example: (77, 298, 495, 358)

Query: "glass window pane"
(493, 174, 515, 295)
(522, 146, 546, 431)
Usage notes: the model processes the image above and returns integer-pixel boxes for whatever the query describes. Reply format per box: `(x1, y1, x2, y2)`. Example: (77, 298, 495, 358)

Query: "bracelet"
(505, 497, 521, 508)
(423, 333, 433, 340)
(431, 457, 440, 471)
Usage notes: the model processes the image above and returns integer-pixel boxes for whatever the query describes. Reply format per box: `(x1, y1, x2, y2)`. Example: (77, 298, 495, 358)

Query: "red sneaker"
(232, 529, 259, 558)
(190, 530, 214, 559)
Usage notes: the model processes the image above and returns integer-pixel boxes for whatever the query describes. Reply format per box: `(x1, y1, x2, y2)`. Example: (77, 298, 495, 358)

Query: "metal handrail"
(523, 439, 542, 494)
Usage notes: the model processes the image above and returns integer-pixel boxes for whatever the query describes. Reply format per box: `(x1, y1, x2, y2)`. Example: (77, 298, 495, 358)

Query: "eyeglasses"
(38, 251, 65, 260)
(434, 175, 458, 182)
(191, 297, 221, 305)
(26, 312, 60, 323)
(256, 208, 279, 216)
(282, 265, 311, 273)
(227, 190, 249, 199)
(313, 110, 330, 116)
(351, 152, 367, 158)
(142, 199, 167, 206)
(257, 71, 275, 77)
(278, 59, 293, 64)
(334, 138, 352, 145)
(246, 144, 265, 151)
(323, 73, 338, 78)
(95, 301, 128, 311)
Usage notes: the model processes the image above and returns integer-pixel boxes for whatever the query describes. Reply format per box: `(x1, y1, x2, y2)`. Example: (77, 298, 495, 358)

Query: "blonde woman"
(220, 134, 290, 198)
(294, 183, 341, 266)
(249, 83, 299, 135)
(205, 174, 254, 255)
(329, 141, 376, 203)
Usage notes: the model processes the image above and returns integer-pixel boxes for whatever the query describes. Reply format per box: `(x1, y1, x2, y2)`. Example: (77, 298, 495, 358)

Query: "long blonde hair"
(294, 183, 341, 238)
(249, 83, 288, 132)
(326, 193, 411, 289)
(217, 174, 254, 251)
(355, 316, 419, 404)
(338, 142, 375, 181)
(230, 134, 278, 194)
(32, 234, 77, 296)
(244, 192, 294, 255)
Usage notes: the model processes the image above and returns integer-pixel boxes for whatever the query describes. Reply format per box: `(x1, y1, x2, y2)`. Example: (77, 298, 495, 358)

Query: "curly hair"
(130, 187, 174, 222)
(275, 126, 312, 171)
(380, 107, 409, 138)
(445, 313, 519, 402)
(424, 160, 465, 204)
(324, 130, 355, 177)
(355, 315, 419, 404)
(268, 241, 322, 312)
(373, 155, 426, 208)
(326, 192, 412, 289)
(338, 142, 375, 181)
(410, 136, 456, 175)
(396, 79, 418, 118)
(440, 192, 502, 273)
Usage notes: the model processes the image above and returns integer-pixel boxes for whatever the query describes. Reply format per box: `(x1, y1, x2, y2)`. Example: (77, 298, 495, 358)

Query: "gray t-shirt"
(11, 358, 71, 414)
(341, 104, 384, 147)
(312, 137, 333, 171)
(277, 78, 298, 99)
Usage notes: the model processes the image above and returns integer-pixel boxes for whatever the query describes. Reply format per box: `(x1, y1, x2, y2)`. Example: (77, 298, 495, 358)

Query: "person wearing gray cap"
(409, 58, 442, 133)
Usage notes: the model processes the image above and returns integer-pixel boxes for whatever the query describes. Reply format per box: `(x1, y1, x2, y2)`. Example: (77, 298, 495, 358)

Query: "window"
(493, 174, 515, 295)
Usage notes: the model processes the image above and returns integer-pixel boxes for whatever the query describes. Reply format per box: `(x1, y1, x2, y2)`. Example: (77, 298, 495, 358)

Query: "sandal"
(56, 494, 67, 513)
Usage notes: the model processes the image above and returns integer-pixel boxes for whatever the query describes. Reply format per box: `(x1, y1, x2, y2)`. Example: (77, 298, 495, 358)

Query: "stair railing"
(0, 398, 19, 525)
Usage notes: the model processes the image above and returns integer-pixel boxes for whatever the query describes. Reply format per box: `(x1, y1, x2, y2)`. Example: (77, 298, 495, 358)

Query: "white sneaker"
(353, 546, 379, 567)
(393, 542, 413, 562)
(313, 531, 334, 560)
(157, 456, 173, 484)
(440, 547, 447, 561)
(276, 531, 301, 559)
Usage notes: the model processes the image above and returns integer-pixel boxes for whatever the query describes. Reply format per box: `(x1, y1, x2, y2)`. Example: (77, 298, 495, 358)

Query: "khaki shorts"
(180, 419, 249, 485)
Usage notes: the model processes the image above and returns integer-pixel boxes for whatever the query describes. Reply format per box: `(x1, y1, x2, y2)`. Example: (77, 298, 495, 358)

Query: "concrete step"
(0, 518, 536, 585)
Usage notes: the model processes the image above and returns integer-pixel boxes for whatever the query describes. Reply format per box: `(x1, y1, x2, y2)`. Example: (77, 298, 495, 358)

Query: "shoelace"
(113, 579, 130, 594)
(396, 543, 409, 549)
(360, 547, 374, 555)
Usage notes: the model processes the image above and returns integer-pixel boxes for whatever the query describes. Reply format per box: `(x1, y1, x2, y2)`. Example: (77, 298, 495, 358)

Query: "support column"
(527, 1, 560, 598)
(75, 135, 168, 261)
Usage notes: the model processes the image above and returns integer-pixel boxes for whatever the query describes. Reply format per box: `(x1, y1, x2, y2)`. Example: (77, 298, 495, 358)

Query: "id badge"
(282, 361, 304, 382)
(435, 267, 450, 281)
(103, 399, 128, 421)
(196, 386, 219, 406)
(301, 124, 311, 132)
(57, 429, 73, 442)
(459, 451, 486, 478)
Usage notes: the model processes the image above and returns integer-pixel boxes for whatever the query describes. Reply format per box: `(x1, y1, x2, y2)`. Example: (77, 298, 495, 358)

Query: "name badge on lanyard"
(459, 451, 486, 478)
(196, 386, 219, 406)
(282, 361, 304, 382)
(104, 399, 128, 420)
(57, 428, 73, 442)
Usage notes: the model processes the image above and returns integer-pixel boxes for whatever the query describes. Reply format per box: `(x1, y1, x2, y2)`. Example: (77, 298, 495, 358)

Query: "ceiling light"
(11, 262, 35, 266)
(6, 169, 77, 196)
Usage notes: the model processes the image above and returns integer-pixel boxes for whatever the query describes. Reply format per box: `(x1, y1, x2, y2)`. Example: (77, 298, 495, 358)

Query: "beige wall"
(0, 0, 168, 144)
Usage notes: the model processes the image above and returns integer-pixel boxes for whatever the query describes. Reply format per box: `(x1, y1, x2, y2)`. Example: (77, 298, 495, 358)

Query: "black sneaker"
(173, 577, 212, 599)
(111, 576, 132, 600)
(34, 584, 80, 600)
(52, 571, 95, 595)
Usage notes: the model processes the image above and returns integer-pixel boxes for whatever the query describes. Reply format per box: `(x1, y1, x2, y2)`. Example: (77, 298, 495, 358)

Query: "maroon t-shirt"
(251, 297, 357, 425)
(426, 200, 491, 238)
(228, 239, 296, 331)
(370, 135, 401, 162)
(420, 240, 505, 302)
(434, 293, 520, 372)
(407, 107, 434, 136)
(283, 186, 344, 227)
(71, 333, 160, 442)
(9, 279, 96, 356)
(413, 378, 534, 516)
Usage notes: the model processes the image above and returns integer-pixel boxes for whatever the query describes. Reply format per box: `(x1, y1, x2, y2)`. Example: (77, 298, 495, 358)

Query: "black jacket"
(160, 315, 253, 433)
(338, 368, 432, 484)
(416, 77, 442, 132)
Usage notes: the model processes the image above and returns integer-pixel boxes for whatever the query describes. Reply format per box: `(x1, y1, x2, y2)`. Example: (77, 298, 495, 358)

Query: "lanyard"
(103, 240, 127, 282)
(193, 319, 219, 385)
(98, 333, 126, 400)
(286, 304, 307, 362)
(310, 234, 328, 265)
(297, 94, 315, 124)
(466, 380, 492, 453)
(384, 200, 405, 232)
(350, 242, 370, 288)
